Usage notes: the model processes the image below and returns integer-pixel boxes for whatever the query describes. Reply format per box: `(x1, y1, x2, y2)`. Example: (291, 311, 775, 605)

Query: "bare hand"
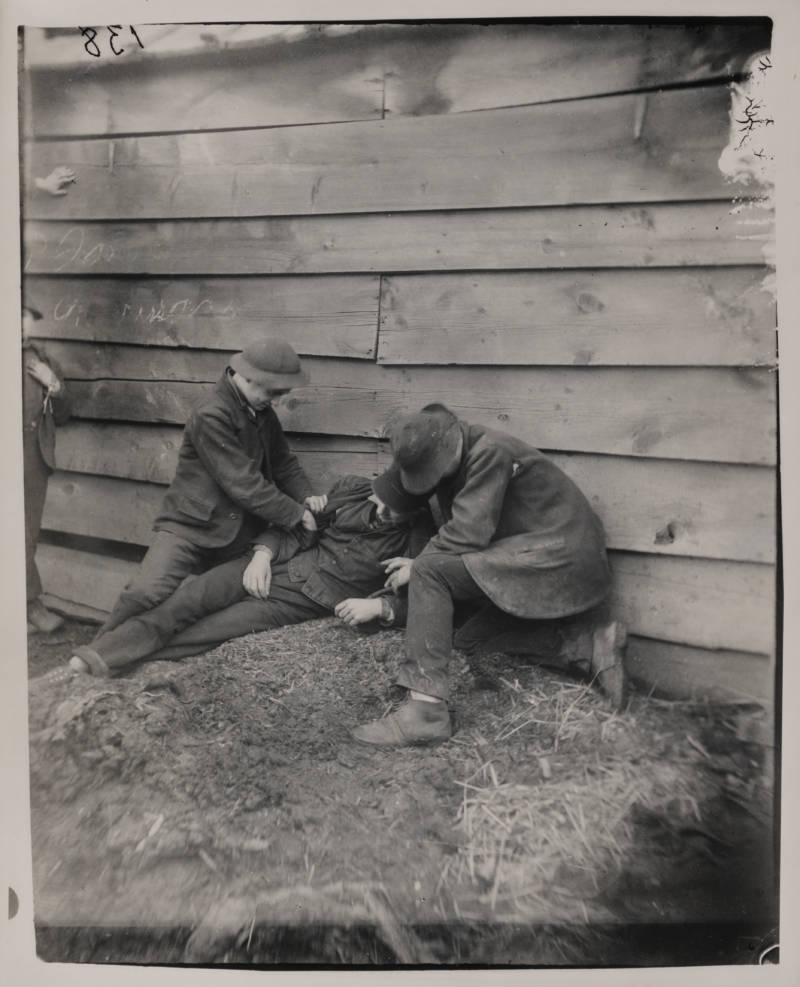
(334, 597, 383, 627)
(300, 509, 318, 533)
(304, 494, 328, 513)
(26, 358, 60, 392)
(243, 551, 272, 599)
(35, 166, 76, 197)
(382, 556, 413, 591)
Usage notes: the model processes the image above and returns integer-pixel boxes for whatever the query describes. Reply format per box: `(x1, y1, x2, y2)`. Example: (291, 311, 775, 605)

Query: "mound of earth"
(27, 618, 777, 966)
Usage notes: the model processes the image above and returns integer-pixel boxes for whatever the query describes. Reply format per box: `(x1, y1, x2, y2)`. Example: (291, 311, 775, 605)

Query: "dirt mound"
(28, 618, 777, 965)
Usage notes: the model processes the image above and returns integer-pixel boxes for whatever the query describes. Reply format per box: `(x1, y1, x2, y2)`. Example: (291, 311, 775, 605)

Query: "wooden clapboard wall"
(21, 21, 777, 702)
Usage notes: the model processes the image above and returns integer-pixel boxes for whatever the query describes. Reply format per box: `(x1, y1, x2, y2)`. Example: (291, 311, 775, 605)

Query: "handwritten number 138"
(79, 26, 144, 57)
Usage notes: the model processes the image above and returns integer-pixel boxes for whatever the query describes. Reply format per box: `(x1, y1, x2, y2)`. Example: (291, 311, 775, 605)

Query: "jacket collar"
(217, 369, 264, 423)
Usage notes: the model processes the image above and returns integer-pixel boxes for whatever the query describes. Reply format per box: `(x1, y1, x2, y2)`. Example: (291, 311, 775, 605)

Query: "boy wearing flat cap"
(96, 338, 327, 636)
(352, 404, 627, 748)
(69, 469, 433, 676)
(22, 300, 71, 633)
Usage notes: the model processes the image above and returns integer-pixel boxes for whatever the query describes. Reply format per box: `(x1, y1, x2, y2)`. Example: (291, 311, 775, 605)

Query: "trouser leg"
(395, 552, 485, 702)
(92, 556, 252, 670)
(98, 531, 206, 633)
(147, 574, 329, 662)
(23, 449, 48, 602)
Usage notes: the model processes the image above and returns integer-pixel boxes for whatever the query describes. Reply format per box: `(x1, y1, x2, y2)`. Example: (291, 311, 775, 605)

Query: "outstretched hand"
(334, 597, 383, 627)
(26, 358, 61, 393)
(243, 551, 272, 599)
(35, 166, 76, 197)
(382, 556, 413, 592)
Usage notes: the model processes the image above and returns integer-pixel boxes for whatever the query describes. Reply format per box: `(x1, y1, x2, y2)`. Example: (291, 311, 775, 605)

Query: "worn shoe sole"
(350, 728, 451, 748)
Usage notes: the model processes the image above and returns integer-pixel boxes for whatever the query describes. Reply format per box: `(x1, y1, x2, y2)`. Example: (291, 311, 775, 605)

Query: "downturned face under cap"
(389, 404, 461, 495)
(372, 465, 430, 515)
(229, 337, 309, 389)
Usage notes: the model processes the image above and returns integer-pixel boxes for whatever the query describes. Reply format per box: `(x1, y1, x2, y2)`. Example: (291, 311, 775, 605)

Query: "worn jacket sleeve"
(252, 525, 317, 564)
(357, 509, 434, 630)
(268, 414, 314, 503)
(250, 474, 360, 562)
(425, 442, 514, 554)
(189, 408, 307, 529)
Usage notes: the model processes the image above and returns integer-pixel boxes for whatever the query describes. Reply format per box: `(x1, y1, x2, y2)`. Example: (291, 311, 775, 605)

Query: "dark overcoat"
(423, 421, 611, 619)
(154, 372, 312, 549)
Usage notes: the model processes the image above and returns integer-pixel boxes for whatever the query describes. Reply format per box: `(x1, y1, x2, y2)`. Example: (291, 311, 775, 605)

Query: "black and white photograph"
(3, 3, 796, 977)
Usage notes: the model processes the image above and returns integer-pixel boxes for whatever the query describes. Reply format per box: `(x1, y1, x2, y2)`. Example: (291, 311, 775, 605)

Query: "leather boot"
(351, 699, 451, 747)
(69, 645, 111, 678)
(27, 598, 64, 634)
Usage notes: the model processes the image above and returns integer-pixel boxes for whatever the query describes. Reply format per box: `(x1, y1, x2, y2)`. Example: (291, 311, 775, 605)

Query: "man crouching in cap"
(93, 338, 328, 639)
(68, 469, 433, 675)
(351, 404, 628, 748)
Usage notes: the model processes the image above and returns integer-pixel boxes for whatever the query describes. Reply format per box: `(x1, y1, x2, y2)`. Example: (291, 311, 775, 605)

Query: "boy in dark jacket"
(22, 301, 71, 633)
(97, 338, 328, 636)
(352, 404, 628, 748)
(69, 469, 433, 676)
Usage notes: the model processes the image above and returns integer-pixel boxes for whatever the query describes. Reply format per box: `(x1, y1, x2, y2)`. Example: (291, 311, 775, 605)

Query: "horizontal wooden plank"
(384, 22, 768, 116)
(45, 438, 776, 563)
(25, 23, 766, 135)
(548, 453, 775, 565)
(43, 450, 385, 543)
(56, 356, 777, 465)
(22, 203, 770, 275)
(27, 29, 384, 136)
(54, 422, 382, 486)
(23, 86, 736, 220)
(35, 539, 774, 656)
(609, 552, 774, 655)
(24, 276, 379, 358)
(23, 24, 319, 71)
(37, 543, 138, 613)
(55, 422, 184, 484)
(627, 637, 773, 704)
(43, 473, 164, 546)
(379, 268, 776, 366)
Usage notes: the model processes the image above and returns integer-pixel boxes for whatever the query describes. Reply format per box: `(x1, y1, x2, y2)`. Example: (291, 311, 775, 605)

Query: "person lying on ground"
(95, 337, 328, 639)
(351, 403, 628, 749)
(68, 470, 434, 677)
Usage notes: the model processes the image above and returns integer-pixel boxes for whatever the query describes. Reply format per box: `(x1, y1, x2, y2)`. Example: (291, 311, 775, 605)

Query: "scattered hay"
(437, 664, 741, 923)
(28, 618, 775, 963)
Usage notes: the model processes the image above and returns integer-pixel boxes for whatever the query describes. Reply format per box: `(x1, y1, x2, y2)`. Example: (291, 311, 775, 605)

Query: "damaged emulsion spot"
(654, 522, 677, 545)
(572, 349, 595, 366)
(631, 423, 664, 455)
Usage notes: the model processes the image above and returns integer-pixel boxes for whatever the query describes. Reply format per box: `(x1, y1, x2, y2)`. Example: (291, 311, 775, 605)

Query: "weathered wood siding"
(22, 21, 776, 702)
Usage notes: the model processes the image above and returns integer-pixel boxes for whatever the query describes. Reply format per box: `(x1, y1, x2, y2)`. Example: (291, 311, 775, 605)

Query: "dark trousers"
(92, 555, 328, 671)
(98, 529, 259, 634)
(396, 552, 601, 701)
(23, 442, 49, 602)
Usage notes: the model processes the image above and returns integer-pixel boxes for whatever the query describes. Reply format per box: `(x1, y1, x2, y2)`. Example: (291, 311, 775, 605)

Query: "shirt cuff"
(379, 596, 396, 626)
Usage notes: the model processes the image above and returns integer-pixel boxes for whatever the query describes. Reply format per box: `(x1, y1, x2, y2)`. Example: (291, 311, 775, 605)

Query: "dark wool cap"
(229, 338, 309, 388)
(389, 403, 461, 495)
(372, 465, 430, 514)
